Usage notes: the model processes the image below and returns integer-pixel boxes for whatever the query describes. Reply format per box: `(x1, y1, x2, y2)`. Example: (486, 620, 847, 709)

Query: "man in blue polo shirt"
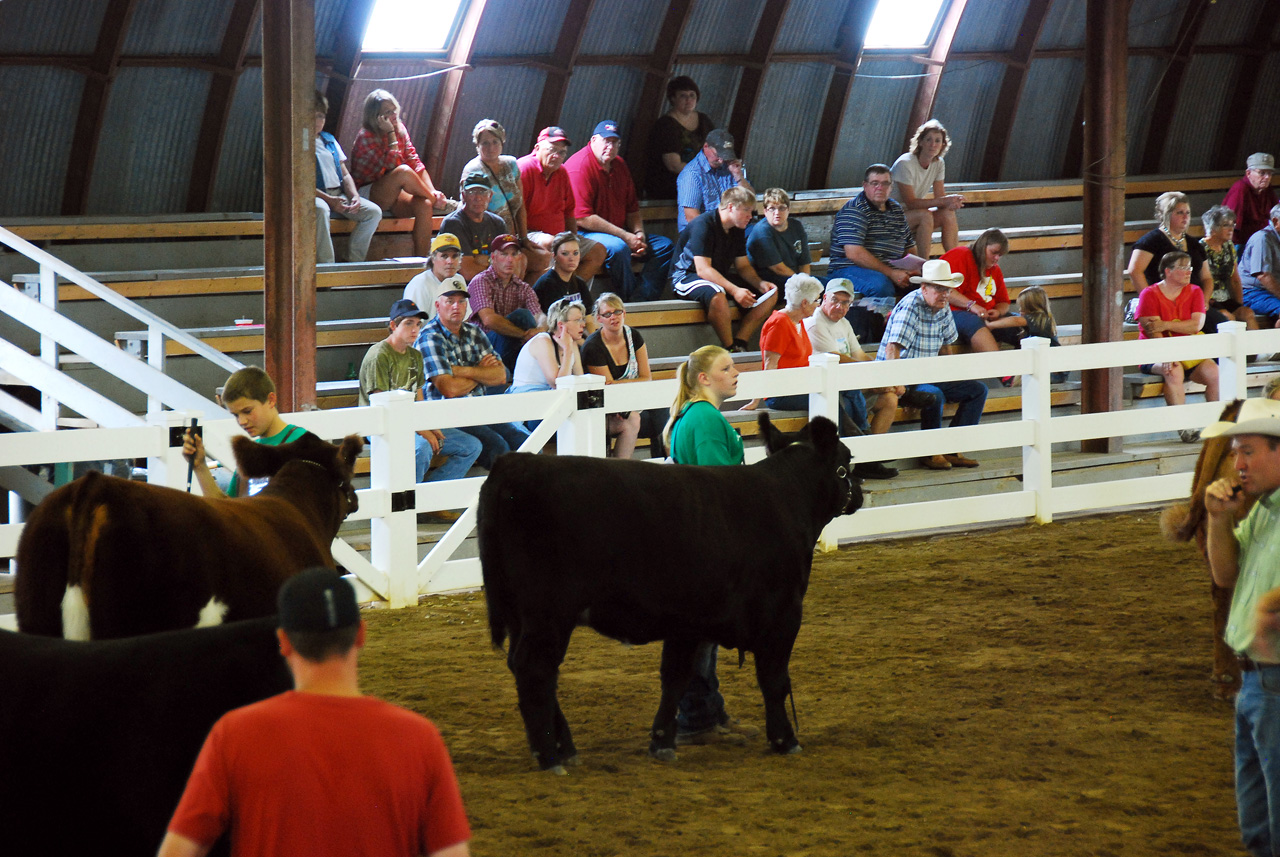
(676, 129, 754, 232)
(829, 164, 923, 298)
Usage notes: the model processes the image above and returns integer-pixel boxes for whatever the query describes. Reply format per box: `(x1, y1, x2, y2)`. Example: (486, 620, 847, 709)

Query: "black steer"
(478, 414, 861, 772)
(0, 617, 291, 855)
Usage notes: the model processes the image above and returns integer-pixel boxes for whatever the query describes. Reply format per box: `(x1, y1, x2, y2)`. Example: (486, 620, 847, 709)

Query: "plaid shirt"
(416, 317, 500, 401)
(676, 150, 741, 231)
(875, 288, 957, 361)
(466, 268, 542, 331)
(349, 120, 425, 188)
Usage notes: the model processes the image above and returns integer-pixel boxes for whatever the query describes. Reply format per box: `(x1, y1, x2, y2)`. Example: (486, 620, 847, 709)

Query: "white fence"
(0, 320, 1273, 615)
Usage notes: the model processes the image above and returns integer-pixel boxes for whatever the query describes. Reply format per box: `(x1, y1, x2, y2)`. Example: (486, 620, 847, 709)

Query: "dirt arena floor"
(361, 511, 1243, 856)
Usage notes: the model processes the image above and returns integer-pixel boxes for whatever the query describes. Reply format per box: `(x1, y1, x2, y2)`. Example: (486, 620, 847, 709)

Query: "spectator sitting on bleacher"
(941, 229, 1023, 385)
(518, 126, 605, 283)
(358, 298, 482, 520)
(583, 292, 650, 460)
(508, 297, 586, 398)
(348, 89, 447, 257)
(466, 234, 548, 372)
(1201, 205, 1258, 329)
(1240, 204, 1280, 327)
(403, 233, 465, 319)
(533, 232, 594, 323)
(892, 119, 964, 259)
(1223, 153, 1276, 251)
(1127, 191, 1225, 333)
(747, 188, 811, 288)
(754, 273, 821, 412)
(441, 171, 519, 282)
(1136, 250, 1220, 443)
(828, 164, 923, 299)
(313, 91, 382, 264)
(676, 129, 754, 232)
(672, 186, 778, 352)
(463, 119, 551, 282)
(416, 280, 531, 469)
(804, 278, 901, 479)
(875, 259, 987, 471)
(645, 75, 714, 201)
(565, 120, 673, 302)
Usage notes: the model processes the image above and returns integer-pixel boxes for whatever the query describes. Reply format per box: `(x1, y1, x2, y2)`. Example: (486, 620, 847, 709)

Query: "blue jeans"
(764, 393, 807, 411)
(414, 428, 482, 483)
(914, 379, 987, 431)
(1236, 666, 1280, 855)
(1244, 287, 1280, 318)
(676, 642, 726, 734)
(582, 231, 673, 302)
(826, 264, 897, 298)
(841, 389, 870, 433)
(486, 308, 538, 373)
(459, 421, 531, 470)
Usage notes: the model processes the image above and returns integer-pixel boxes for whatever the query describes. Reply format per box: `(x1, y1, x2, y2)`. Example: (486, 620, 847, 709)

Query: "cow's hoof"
(562, 754, 581, 767)
(771, 737, 802, 755)
(784, 743, 803, 755)
(649, 747, 678, 762)
(545, 764, 568, 776)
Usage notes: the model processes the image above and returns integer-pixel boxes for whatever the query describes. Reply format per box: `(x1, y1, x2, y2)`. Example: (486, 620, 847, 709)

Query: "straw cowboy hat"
(909, 259, 966, 288)
(1203, 397, 1280, 439)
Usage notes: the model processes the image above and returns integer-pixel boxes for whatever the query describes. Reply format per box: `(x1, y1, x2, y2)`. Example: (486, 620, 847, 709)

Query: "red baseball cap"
(537, 126, 570, 145)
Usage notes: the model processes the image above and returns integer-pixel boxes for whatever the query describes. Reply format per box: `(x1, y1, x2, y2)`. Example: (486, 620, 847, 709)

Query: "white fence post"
(1020, 336, 1053, 524)
(146, 409, 201, 488)
(369, 391, 420, 609)
(556, 373, 607, 457)
(147, 323, 166, 415)
(807, 351, 841, 425)
(1217, 320, 1248, 401)
(38, 263, 58, 428)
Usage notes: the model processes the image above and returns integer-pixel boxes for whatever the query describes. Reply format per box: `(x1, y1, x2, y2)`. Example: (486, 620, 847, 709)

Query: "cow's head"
(759, 414, 862, 517)
(233, 432, 364, 520)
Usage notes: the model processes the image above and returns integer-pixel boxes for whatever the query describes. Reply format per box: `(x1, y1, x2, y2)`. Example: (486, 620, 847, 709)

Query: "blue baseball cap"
(593, 120, 621, 140)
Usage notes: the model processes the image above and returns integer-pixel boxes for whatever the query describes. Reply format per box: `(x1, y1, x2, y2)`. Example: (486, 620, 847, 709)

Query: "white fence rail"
(1, 321, 1275, 615)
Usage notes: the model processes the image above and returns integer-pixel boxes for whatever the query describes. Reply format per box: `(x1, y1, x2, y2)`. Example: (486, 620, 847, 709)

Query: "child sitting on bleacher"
(1016, 285, 1069, 384)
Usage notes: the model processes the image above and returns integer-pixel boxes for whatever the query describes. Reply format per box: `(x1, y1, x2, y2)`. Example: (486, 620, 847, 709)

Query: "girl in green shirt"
(664, 345, 744, 467)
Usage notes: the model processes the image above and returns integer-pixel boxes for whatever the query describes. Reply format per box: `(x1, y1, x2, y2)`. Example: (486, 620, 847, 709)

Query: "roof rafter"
(531, 0, 597, 149)
(1138, 0, 1212, 175)
(61, 0, 140, 215)
(185, 0, 261, 212)
(323, 0, 380, 134)
(978, 0, 1052, 181)
(807, 0, 875, 188)
(726, 0, 792, 152)
(902, 0, 968, 152)
(423, 0, 489, 183)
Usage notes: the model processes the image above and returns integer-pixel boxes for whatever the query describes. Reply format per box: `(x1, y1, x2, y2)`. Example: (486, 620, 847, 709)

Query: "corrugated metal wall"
(742, 62, 833, 191)
(932, 59, 1007, 182)
(951, 0, 1030, 53)
(667, 62, 742, 127)
(473, 0, 572, 56)
(209, 67, 265, 213)
(771, 0, 845, 54)
(1125, 54, 1167, 175)
(122, 0, 232, 55)
(559, 65, 646, 157)
(441, 65, 548, 190)
(1161, 53, 1237, 174)
(1001, 57, 1085, 182)
(0, 0, 106, 54)
(578, 0, 668, 56)
(1239, 52, 1280, 166)
(0, 68, 84, 216)
(1035, 0, 1086, 49)
(1128, 0, 1189, 49)
(677, 0, 767, 54)
(829, 60, 922, 188)
(86, 67, 211, 214)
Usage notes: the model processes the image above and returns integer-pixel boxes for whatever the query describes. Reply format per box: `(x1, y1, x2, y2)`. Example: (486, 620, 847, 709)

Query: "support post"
(147, 410, 201, 489)
(369, 391, 420, 609)
(1019, 337, 1053, 524)
(1217, 320, 1248, 401)
(261, 0, 317, 413)
(807, 352, 841, 425)
(1079, 0, 1128, 454)
(556, 373, 607, 458)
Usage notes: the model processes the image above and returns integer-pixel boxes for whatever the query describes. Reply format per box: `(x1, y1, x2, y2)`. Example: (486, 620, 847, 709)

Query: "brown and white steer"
(14, 431, 363, 639)
(1161, 399, 1248, 700)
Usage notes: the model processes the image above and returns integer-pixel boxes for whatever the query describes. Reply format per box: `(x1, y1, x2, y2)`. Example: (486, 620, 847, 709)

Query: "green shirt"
(669, 400, 744, 467)
(226, 423, 308, 497)
(358, 340, 426, 407)
(1225, 490, 1280, 656)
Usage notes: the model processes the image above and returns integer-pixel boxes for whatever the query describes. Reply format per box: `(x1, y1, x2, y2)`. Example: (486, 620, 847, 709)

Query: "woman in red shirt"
(348, 89, 447, 256)
(1136, 250, 1220, 442)
(756, 274, 823, 410)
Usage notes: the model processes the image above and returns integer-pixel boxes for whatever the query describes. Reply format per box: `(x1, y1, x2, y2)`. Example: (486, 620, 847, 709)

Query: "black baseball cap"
(278, 567, 360, 633)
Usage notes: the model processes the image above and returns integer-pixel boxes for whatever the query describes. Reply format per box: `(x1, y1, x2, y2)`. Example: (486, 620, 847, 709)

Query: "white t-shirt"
(805, 308, 866, 360)
(315, 137, 346, 191)
(890, 152, 945, 201)
(402, 271, 443, 319)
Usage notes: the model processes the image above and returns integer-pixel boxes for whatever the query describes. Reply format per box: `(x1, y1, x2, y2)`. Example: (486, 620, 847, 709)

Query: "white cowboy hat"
(909, 259, 966, 288)
(1203, 397, 1280, 439)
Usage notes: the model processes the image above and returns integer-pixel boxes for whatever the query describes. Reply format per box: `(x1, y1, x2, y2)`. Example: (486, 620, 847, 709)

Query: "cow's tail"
(15, 475, 99, 636)
(476, 478, 510, 650)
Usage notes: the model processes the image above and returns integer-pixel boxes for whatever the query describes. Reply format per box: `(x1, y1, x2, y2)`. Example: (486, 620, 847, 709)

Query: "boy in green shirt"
(183, 367, 308, 498)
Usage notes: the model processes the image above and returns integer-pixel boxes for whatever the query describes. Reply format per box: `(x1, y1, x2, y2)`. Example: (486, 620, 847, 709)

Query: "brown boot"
(921, 454, 951, 470)
(943, 453, 979, 468)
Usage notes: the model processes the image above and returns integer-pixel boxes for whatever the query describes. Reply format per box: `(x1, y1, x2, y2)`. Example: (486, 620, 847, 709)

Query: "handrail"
(0, 225, 241, 375)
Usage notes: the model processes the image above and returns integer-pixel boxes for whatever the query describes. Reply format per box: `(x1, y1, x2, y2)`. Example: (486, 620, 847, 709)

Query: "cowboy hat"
(909, 259, 965, 288)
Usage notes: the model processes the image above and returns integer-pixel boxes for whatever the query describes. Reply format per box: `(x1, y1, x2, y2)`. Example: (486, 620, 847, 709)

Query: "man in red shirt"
(1223, 152, 1276, 249)
(564, 119, 673, 302)
(158, 568, 471, 857)
(519, 126, 605, 282)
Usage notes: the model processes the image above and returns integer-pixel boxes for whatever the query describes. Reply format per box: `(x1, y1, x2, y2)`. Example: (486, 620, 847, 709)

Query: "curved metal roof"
(0, 0, 1276, 217)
